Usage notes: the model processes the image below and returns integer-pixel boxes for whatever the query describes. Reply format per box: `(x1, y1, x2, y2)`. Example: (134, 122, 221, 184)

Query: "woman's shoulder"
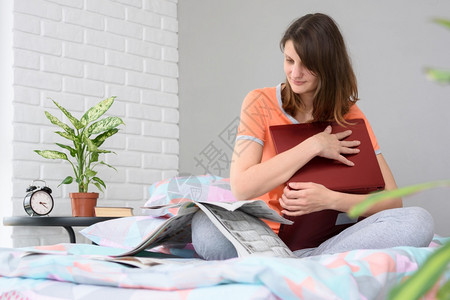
(345, 103, 365, 119)
(243, 86, 278, 106)
(346, 103, 379, 150)
(246, 86, 277, 98)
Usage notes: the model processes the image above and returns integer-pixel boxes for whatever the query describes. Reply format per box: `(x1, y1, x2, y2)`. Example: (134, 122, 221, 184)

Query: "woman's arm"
(230, 126, 360, 200)
(230, 138, 317, 200)
(280, 153, 403, 217)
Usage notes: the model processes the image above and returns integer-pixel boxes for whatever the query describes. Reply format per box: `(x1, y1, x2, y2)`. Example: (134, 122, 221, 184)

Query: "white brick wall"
(8, 0, 179, 246)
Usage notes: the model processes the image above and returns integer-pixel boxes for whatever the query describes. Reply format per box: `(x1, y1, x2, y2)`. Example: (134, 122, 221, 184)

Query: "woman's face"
(283, 40, 319, 98)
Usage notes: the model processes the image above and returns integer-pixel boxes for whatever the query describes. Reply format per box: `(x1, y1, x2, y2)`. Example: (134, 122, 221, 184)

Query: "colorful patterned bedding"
(0, 236, 448, 299)
(2, 176, 448, 299)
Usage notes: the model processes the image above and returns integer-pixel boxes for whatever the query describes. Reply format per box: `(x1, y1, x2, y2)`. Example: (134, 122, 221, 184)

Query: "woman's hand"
(279, 182, 336, 216)
(310, 125, 360, 166)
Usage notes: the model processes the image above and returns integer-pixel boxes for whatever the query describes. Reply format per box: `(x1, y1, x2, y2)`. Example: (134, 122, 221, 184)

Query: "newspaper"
(117, 200, 296, 258)
(18, 200, 296, 268)
(20, 249, 202, 269)
(90, 255, 203, 269)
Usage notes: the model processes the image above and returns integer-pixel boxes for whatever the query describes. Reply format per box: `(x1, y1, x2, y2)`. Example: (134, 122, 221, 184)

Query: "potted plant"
(35, 96, 124, 217)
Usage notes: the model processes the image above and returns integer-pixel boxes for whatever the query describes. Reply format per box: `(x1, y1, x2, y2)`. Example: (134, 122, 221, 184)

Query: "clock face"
(30, 190, 54, 215)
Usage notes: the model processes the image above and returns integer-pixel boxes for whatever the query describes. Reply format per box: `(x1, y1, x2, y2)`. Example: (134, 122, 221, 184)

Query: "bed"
(1, 175, 448, 299)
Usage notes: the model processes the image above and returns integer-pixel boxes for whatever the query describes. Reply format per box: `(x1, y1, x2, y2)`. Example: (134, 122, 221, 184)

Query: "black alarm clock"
(24, 180, 54, 216)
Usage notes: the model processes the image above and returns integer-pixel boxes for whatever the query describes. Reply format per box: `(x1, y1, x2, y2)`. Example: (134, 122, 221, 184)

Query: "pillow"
(143, 174, 237, 217)
(80, 216, 198, 258)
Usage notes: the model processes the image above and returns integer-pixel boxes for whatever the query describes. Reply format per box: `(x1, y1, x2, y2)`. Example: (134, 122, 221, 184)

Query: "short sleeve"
(345, 104, 381, 154)
(236, 90, 267, 146)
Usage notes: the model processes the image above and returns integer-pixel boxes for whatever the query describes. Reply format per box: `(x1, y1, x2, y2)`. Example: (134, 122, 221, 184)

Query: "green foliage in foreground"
(350, 17, 450, 298)
(348, 181, 450, 300)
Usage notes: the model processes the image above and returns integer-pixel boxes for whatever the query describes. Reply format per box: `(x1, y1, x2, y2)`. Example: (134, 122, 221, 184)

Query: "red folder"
(270, 119, 385, 251)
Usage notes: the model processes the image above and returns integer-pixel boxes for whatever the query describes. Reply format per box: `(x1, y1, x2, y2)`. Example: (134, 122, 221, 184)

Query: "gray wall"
(178, 0, 450, 236)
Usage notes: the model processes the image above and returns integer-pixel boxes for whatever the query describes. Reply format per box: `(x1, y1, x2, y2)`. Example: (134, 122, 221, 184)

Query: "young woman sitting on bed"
(191, 13, 434, 260)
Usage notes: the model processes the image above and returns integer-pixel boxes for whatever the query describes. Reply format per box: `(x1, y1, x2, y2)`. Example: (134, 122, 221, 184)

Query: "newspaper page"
(117, 202, 200, 257)
(119, 200, 295, 258)
(91, 255, 202, 268)
(20, 250, 202, 269)
(143, 199, 293, 225)
(196, 202, 295, 258)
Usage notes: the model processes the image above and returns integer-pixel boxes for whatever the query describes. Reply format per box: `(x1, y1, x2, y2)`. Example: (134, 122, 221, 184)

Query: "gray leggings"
(191, 207, 434, 260)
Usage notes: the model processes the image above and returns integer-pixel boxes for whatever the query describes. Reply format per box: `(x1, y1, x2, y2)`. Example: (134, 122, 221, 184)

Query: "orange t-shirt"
(236, 84, 380, 233)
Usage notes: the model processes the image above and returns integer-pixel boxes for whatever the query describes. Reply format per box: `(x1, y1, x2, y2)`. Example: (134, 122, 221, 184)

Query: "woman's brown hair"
(280, 13, 358, 124)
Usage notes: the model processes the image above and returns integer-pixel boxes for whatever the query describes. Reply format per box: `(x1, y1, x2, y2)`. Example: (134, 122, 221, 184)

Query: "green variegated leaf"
(96, 149, 114, 154)
(91, 152, 99, 162)
(45, 111, 75, 136)
(34, 150, 68, 161)
(88, 116, 124, 135)
(83, 135, 98, 152)
(100, 161, 117, 171)
(56, 143, 76, 157)
(51, 99, 83, 130)
(93, 182, 104, 192)
(81, 97, 116, 126)
(92, 177, 106, 189)
(55, 131, 76, 141)
(58, 176, 73, 187)
(92, 128, 119, 147)
(85, 169, 97, 177)
(388, 241, 450, 300)
(433, 18, 450, 29)
(348, 180, 450, 218)
(426, 68, 450, 84)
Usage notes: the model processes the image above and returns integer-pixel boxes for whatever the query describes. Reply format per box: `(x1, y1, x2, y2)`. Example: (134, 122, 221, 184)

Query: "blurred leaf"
(426, 68, 450, 84)
(81, 96, 116, 126)
(437, 280, 450, 299)
(348, 180, 450, 218)
(433, 18, 450, 29)
(389, 241, 450, 300)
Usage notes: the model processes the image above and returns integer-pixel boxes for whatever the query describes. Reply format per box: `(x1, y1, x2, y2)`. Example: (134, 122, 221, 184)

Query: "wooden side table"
(3, 216, 118, 243)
